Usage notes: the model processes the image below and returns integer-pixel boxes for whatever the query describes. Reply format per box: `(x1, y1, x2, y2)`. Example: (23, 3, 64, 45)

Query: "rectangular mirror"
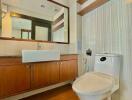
(0, 0, 69, 44)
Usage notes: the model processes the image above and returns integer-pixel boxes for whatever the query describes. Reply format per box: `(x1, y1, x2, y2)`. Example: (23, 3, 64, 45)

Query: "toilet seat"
(72, 72, 114, 95)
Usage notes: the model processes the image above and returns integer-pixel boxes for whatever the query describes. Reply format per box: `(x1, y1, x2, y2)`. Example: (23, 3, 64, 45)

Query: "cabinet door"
(60, 60, 78, 82)
(0, 64, 30, 98)
(31, 62, 60, 89)
(69, 60, 78, 79)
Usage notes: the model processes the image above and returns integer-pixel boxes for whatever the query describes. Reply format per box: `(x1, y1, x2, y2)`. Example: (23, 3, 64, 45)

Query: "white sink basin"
(22, 50, 60, 63)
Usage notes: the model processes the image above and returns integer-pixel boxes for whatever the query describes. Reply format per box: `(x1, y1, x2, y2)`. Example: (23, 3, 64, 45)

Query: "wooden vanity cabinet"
(31, 55, 78, 89)
(60, 55, 78, 82)
(0, 55, 78, 98)
(31, 61, 60, 89)
(0, 58, 30, 98)
(60, 60, 78, 82)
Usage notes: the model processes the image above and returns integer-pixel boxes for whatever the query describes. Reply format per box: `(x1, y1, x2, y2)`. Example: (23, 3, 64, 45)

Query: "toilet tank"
(94, 53, 121, 79)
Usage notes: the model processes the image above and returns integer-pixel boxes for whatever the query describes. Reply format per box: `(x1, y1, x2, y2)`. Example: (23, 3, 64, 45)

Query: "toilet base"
(107, 96, 111, 100)
(77, 92, 111, 100)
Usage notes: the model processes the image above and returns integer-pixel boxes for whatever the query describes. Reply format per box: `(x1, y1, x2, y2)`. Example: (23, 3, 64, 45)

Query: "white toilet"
(72, 53, 121, 100)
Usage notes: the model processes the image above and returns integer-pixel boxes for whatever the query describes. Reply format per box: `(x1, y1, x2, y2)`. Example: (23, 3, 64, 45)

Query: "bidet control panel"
(100, 57, 107, 61)
(95, 53, 121, 77)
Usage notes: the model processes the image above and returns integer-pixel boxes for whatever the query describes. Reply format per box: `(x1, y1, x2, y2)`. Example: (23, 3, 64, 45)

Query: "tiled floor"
(21, 84, 79, 100)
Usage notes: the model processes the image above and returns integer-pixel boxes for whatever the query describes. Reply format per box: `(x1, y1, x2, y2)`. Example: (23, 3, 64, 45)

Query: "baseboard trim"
(3, 81, 72, 100)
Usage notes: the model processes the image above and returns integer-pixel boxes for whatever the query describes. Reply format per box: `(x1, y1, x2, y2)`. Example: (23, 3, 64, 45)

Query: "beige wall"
(69, 0, 78, 53)
(0, 40, 70, 56)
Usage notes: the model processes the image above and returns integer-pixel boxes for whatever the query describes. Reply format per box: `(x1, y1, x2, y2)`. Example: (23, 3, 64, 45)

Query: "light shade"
(1, 3, 8, 18)
(126, 0, 132, 3)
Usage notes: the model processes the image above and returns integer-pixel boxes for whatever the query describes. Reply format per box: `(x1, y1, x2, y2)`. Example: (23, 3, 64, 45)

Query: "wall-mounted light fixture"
(1, 3, 8, 18)
(126, 0, 132, 3)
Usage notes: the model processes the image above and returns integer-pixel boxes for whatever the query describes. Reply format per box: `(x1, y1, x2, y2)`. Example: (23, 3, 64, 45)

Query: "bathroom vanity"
(0, 0, 77, 99)
(0, 54, 78, 99)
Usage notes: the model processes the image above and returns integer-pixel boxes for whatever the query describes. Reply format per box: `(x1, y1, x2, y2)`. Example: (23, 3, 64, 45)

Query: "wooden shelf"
(77, 0, 87, 4)
(78, 0, 109, 16)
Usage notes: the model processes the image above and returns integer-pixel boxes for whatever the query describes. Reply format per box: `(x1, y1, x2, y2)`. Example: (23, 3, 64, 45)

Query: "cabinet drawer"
(60, 55, 78, 61)
(0, 58, 22, 66)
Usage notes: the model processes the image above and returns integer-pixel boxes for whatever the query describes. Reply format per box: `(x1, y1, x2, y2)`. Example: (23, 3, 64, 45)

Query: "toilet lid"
(72, 72, 114, 95)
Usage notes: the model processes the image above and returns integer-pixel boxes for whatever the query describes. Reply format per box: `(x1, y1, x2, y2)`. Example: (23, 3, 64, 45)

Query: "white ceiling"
(2, 0, 63, 17)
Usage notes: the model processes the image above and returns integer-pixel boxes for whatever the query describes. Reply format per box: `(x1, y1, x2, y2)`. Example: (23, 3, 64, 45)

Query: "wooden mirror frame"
(0, 0, 70, 44)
